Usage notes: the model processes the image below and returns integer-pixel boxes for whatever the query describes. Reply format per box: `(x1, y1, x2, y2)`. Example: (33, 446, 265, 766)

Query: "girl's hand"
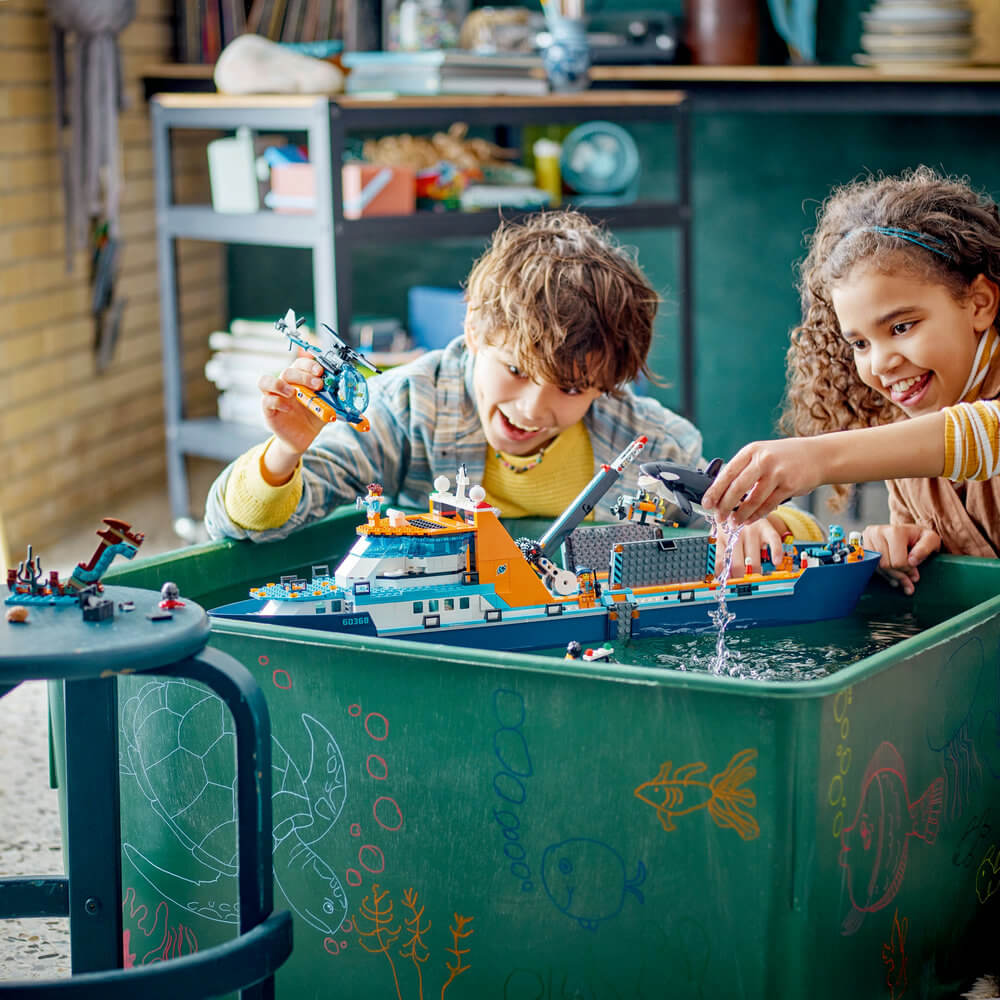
(702, 439, 824, 526)
(713, 514, 788, 578)
(258, 357, 328, 477)
(861, 523, 941, 596)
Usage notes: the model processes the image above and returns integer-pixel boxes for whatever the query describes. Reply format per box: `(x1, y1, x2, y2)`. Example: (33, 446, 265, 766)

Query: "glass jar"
(383, 0, 468, 51)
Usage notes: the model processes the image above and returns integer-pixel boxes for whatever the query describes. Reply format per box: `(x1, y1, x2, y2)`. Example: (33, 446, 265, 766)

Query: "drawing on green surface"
(121, 886, 198, 966)
(491, 688, 535, 892)
(839, 742, 944, 936)
(541, 838, 646, 931)
(880, 909, 909, 1000)
(925, 637, 1000, 820)
(356, 882, 474, 1000)
(633, 748, 760, 840)
(119, 678, 349, 937)
(977, 843, 1000, 904)
(829, 686, 853, 840)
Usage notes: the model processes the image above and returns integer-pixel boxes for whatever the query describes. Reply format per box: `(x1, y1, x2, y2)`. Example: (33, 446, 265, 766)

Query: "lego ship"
(210, 440, 880, 653)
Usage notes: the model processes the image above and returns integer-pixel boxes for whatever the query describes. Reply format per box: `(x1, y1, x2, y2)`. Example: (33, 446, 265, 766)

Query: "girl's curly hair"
(784, 166, 1000, 506)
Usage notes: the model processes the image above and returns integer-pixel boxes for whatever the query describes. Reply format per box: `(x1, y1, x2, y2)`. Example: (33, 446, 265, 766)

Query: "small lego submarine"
(211, 443, 880, 654)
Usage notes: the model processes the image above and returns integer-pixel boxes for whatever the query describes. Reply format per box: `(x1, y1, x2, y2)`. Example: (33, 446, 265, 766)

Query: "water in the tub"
(540, 594, 953, 682)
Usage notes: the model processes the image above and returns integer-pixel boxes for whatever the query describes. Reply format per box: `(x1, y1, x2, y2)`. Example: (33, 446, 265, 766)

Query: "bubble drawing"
(272, 669, 292, 690)
(374, 796, 404, 831)
(366, 754, 388, 780)
(365, 712, 389, 741)
(490, 688, 535, 892)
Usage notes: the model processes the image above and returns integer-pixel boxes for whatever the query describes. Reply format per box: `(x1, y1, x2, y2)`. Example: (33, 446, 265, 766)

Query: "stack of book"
(205, 317, 306, 428)
(343, 50, 549, 97)
(205, 314, 421, 428)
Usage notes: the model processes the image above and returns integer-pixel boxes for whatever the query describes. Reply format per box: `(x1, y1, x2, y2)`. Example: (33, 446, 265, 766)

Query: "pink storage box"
(268, 163, 316, 215)
(341, 164, 415, 219)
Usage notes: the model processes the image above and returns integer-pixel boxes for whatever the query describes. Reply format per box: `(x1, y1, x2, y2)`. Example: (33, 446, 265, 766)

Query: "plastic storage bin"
(74, 509, 1000, 998)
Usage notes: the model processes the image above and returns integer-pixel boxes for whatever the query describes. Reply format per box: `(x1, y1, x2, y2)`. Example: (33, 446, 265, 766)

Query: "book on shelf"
(176, 0, 339, 63)
(205, 314, 422, 426)
(343, 49, 548, 97)
(216, 388, 270, 427)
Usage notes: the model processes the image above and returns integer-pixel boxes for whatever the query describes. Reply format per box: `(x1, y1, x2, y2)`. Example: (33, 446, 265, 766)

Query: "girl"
(702, 166, 1000, 594)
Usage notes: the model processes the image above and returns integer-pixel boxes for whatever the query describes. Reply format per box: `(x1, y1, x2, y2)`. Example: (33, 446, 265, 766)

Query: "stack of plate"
(856, 0, 975, 70)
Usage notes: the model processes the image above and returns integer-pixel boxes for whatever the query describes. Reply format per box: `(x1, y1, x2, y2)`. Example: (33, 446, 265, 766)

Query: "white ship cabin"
(334, 470, 500, 591)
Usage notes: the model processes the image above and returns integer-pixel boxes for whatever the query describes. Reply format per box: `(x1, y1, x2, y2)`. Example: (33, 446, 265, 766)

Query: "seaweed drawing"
(400, 887, 432, 1000)
(358, 882, 402, 1000)
(441, 913, 474, 999)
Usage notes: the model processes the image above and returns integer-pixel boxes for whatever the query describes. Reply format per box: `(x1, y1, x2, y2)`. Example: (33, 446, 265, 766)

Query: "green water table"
(90, 511, 1000, 999)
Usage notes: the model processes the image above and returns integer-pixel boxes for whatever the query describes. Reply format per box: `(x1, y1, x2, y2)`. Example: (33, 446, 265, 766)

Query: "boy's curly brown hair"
(464, 211, 659, 395)
(784, 165, 1000, 506)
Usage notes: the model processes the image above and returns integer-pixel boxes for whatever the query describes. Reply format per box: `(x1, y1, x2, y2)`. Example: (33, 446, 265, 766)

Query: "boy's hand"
(713, 514, 787, 578)
(258, 357, 328, 482)
(702, 439, 823, 526)
(861, 523, 941, 596)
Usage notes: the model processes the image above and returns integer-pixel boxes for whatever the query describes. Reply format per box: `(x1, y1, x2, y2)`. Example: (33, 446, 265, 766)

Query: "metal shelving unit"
(151, 91, 692, 525)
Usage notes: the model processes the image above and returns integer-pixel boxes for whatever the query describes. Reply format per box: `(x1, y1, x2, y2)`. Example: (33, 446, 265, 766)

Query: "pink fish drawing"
(839, 742, 943, 935)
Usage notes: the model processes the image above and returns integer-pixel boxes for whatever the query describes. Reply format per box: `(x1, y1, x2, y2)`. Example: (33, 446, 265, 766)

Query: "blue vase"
(543, 20, 590, 92)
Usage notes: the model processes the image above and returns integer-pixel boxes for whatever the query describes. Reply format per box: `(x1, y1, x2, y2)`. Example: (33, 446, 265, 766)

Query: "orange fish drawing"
(634, 748, 759, 841)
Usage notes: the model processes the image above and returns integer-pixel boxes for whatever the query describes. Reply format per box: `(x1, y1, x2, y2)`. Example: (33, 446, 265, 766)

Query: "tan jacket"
(887, 357, 1000, 557)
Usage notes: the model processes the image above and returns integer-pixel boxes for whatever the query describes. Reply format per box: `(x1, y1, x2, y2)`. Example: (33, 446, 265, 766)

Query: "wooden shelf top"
(589, 64, 1000, 83)
(153, 89, 686, 110)
(145, 60, 1000, 89)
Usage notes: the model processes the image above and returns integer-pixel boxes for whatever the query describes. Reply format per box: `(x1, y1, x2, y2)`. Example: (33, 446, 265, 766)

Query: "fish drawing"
(541, 838, 646, 931)
(633, 748, 760, 841)
(839, 742, 944, 936)
(880, 909, 909, 1000)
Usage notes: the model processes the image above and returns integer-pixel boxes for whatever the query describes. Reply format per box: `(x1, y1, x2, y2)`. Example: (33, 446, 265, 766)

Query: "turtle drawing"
(120, 678, 350, 937)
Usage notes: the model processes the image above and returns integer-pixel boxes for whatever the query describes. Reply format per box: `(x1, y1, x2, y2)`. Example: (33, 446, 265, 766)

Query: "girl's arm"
(702, 411, 948, 526)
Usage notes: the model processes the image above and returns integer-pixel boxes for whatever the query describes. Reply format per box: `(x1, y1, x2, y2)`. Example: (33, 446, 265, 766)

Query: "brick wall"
(0, 0, 225, 555)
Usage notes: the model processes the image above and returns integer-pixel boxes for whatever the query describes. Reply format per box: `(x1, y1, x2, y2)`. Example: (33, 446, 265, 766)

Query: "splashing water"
(709, 518, 743, 675)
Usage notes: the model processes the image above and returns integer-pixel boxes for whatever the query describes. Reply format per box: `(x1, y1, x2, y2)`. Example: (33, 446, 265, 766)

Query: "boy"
(204, 211, 813, 565)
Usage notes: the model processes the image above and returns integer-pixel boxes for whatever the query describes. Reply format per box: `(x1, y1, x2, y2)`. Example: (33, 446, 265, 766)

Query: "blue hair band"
(846, 226, 952, 261)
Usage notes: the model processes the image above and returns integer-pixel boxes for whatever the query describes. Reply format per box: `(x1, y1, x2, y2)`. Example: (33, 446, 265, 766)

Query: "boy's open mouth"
(498, 408, 543, 442)
(888, 371, 931, 406)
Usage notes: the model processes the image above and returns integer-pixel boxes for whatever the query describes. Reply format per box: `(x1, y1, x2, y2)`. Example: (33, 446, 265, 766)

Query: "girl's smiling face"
(832, 262, 998, 417)
(464, 323, 602, 456)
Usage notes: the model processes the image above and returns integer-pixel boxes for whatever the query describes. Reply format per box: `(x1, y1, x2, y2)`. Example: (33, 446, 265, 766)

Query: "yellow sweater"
(943, 327, 1000, 482)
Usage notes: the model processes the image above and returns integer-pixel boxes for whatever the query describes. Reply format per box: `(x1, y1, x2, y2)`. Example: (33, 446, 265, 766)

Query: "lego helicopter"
(275, 308, 383, 432)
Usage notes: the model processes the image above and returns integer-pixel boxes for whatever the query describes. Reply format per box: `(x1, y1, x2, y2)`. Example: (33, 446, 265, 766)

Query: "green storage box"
(64, 509, 1000, 997)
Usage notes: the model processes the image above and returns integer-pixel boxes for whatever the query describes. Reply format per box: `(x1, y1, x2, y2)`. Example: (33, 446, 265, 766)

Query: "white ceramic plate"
(853, 51, 973, 69)
(861, 31, 974, 53)
(862, 13, 973, 33)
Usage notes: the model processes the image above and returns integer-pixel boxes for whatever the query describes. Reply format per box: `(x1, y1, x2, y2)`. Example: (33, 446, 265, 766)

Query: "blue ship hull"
(210, 552, 879, 653)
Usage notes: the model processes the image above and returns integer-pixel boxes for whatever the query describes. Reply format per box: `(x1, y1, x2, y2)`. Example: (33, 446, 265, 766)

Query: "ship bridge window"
(428, 599, 439, 612)
(364, 532, 470, 559)
(444, 598, 454, 611)
(459, 597, 470, 610)
(412, 601, 423, 613)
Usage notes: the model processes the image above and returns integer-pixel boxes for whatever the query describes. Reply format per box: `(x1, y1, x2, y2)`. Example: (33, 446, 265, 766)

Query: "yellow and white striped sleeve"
(943, 400, 1000, 482)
